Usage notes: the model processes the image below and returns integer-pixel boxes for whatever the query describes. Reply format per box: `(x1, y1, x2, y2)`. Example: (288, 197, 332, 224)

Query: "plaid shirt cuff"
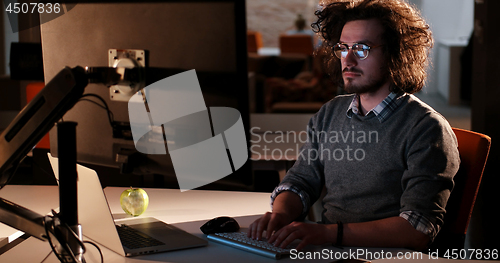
(400, 211, 439, 241)
(270, 183, 310, 219)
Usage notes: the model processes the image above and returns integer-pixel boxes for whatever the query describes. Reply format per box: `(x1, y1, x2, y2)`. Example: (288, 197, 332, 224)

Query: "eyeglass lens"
(334, 44, 370, 60)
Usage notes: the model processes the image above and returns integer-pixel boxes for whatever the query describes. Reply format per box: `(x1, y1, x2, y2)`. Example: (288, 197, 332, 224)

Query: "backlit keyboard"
(207, 232, 292, 259)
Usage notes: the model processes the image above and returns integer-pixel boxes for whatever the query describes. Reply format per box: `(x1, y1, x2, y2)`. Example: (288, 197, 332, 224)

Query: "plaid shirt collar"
(346, 92, 407, 123)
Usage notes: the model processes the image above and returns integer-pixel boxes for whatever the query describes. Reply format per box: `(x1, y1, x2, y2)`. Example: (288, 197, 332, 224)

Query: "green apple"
(120, 187, 149, 217)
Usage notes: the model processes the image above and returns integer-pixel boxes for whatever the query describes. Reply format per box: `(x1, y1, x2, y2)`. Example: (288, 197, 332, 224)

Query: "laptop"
(48, 154, 208, 257)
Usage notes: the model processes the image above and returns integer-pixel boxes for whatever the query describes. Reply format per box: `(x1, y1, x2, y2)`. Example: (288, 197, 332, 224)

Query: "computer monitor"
(40, 0, 252, 189)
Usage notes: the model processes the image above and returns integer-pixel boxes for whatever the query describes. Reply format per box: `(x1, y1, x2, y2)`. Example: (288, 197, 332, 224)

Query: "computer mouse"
(200, 216, 240, 234)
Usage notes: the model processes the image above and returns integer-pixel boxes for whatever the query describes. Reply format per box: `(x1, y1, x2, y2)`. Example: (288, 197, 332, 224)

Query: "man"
(248, 0, 460, 252)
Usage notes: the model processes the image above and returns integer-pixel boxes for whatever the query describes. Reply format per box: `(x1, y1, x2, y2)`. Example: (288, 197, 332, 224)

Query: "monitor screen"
(40, 0, 251, 190)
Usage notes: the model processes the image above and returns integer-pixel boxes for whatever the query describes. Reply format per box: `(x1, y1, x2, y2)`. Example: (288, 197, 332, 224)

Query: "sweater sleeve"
(274, 114, 326, 219)
(400, 111, 460, 236)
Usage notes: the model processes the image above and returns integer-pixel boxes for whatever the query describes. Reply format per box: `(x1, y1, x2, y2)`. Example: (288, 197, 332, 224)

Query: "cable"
(43, 214, 74, 263)
(83, 241, 104, 263)
(78, 94, 115, 128)
(44, 212, 82, 263)
(43, 210, 104, 263)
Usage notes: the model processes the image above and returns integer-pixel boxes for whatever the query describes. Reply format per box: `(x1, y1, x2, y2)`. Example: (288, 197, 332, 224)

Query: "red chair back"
(279, 34, 314, 55)
(247, 31, 263, 53)
(431, 128, 491, 251)
(445, 128, 491, 235)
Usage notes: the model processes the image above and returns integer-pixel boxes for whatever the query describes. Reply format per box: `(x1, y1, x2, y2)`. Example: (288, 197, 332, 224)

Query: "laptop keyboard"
(116, 224, 166, 249)
(207, 232, 292, 259)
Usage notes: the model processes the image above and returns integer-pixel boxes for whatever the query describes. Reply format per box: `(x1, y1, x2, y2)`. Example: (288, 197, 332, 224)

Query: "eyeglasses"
(333, 43, 383, 60)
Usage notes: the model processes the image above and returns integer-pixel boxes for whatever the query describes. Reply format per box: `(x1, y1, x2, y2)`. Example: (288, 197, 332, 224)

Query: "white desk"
(1, 185, 495, 263)
(0, 185, 274, 262)
(0, 185, 60, 247)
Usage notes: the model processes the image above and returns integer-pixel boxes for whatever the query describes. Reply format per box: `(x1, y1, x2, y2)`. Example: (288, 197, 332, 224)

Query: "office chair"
(278, 34, 314, 56)
(247, 31, 263, 53)
(278, 34, 315, 74)
(430, 128, 491, 252)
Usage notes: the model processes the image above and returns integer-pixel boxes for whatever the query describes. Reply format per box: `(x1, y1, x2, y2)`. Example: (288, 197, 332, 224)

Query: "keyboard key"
(207, 232, 292, 259)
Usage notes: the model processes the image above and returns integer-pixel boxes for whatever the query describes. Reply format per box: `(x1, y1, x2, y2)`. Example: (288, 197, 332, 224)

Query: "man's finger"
(247, 219, 258, 238)
(265, 216, 278, 240)
(255, 212, 271, 240)
(279, 230, 300, 249)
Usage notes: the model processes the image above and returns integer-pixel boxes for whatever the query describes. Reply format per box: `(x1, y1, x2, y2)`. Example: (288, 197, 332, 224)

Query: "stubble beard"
(343, 74, 389, 94)
(342, 67, 391, 94)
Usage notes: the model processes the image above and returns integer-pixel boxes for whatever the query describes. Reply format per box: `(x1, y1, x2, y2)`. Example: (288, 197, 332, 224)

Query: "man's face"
(339, 19, 391, 94)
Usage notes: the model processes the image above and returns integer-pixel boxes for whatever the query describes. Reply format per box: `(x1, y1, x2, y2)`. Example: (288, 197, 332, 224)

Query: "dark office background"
(0, 0, 499, 255)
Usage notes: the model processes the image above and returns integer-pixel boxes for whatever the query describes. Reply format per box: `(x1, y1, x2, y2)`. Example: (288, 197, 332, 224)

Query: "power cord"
(43, 210, 103, 263)
(78, 94, 115, 128)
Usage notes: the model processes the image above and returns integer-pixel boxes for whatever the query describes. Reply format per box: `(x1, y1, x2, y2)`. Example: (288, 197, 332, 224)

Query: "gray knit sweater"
(280, 93, 460, 231)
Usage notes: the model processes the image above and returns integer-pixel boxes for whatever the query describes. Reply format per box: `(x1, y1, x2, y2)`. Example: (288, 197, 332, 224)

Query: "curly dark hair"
(312, 0, 433, 94)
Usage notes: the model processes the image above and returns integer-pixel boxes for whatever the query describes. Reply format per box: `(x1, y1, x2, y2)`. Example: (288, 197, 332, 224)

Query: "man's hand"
(247, 191, 303, 241)
(247, 213, 337, 251)
(247, 211, 292, 241)
(268, 221, 336, 251)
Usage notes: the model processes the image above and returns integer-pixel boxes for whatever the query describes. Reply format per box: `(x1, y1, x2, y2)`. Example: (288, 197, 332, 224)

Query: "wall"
(246, 0, 319, 47)
(416, 0, 474, 95)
